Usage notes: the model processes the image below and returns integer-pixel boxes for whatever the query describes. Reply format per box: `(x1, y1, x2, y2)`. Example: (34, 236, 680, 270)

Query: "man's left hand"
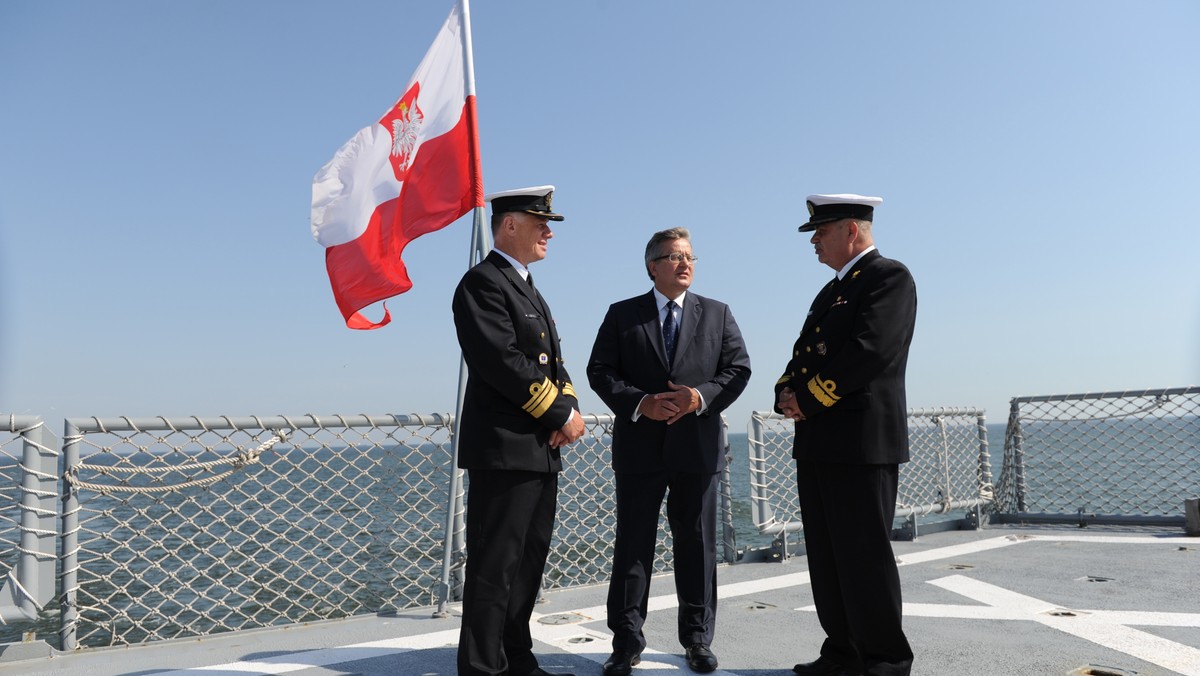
(655, 381, 700, 425)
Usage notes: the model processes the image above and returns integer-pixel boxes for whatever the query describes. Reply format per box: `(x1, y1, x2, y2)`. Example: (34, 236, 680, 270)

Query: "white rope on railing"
(1016, 392, 1172, 422)
(9, 418, 57, 458)
(978, 482, 995, 502)
(1, 569, 42, 616)
(64, 429, 290, 494)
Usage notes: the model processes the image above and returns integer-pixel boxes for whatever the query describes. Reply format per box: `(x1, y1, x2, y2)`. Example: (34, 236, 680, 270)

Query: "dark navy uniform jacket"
(587, 291, 751, 475)
(452, 251, 579, 472)
(774, 250, 917, 465)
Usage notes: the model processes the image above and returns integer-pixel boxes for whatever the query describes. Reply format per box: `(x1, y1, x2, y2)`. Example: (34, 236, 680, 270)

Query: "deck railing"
(57, 414, 456, 650)
(0, 389, 1194, 653)
(747, 408, 993, 552)
(0, 416, 58, 626)
(993, 386, 1200, 527)
(48, 413, 719, 650)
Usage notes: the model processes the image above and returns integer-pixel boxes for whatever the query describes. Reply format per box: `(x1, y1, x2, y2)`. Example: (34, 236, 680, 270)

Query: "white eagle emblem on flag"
(390, 100, 424, 173)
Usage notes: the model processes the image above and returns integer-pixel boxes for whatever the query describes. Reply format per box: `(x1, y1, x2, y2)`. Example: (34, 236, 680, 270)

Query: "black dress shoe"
(601, 649, 641, 676)
(792, 655, 861, 675)
(685, 644, 718, 673)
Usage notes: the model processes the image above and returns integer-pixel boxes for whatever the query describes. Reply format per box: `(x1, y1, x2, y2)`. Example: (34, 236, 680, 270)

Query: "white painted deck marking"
(800, 574, 1200, 676)
(932, 575, 1200, 676)
(157, 533, 1199, 675)
(157, 628, 461, 674)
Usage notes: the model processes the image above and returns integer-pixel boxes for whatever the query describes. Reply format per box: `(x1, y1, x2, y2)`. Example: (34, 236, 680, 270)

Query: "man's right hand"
(637, 394, 681, 421)
(550, 409, 586, 448)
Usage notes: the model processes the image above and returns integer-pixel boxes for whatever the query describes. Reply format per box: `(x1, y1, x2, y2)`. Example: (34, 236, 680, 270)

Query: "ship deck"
(4, 524, 1197, 676)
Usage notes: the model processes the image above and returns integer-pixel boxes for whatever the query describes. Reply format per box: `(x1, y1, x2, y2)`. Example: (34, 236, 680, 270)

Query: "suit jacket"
(774, 250, 917, 465)
(587, 291, 751, 475)
(452, 251, 579, 472)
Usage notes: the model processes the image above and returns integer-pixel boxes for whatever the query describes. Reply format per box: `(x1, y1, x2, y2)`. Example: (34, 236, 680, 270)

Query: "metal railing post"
(436, 356, 470, 616)
(19, 421, 58, 620)
(1006, 401, 1027, 513)
(974, 412, 992, 528)
(718, 420, 737, 563)
(747, 413, 773, 532)
(0, 416, 58, 627)
(58, 420, 81, 651)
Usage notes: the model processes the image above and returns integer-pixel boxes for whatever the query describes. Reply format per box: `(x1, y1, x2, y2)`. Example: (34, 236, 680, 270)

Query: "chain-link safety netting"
(57, 413, 737, 649)
(747, 409, 993, 539)
(543, 414, 736, 591)
(994, 387, 1200, 518)
(60, 415, 457, 648)
(0, 401, 1022, 648)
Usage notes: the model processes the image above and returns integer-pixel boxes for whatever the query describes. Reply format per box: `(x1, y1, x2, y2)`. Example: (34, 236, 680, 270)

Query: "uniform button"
(794, 350, 799, 357)
(806, 346, 811, 353)
(540, 332, 545, 338)
(815, 327, 821, 333)
(801, 368, 808, 374)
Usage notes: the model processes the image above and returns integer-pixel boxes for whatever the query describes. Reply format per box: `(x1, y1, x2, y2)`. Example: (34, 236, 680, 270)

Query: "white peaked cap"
(799, 193, 883, 232)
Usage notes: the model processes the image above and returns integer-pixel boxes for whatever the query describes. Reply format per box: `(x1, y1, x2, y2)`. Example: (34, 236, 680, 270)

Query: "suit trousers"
(457, 469, 558, 676)
(607, 469, 719, 652)
(796, 461, 913, 676)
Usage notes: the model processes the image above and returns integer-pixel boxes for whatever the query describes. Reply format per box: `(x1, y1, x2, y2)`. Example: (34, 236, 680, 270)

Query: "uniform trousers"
(457, 469, 557, 676)
(607, 469, 719, 652)
(796, 460, 913, 676)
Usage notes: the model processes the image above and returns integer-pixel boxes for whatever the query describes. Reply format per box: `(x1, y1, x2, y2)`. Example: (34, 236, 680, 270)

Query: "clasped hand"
(638, 381, 700, 425)
(777, 387, 806, 421)
(549, 409, 585, 448)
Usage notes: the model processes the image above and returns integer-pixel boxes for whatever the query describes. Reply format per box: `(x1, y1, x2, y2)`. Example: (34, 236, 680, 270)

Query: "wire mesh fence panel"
(995, 387, 1200, 517)
(747, 409, 992, 535)
(545, 415, 633, 589)
(533, 414, 734, 591)
(5, 394, 1191, 652)
(900, 409, 993, 517)
(61, 414, 455, 648)
(747, 413, 802, 534)
(58, 412, 735, 649)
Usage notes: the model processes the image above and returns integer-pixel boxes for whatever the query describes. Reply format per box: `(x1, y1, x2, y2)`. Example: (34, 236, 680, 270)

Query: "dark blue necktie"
(663, 300, 679, 364)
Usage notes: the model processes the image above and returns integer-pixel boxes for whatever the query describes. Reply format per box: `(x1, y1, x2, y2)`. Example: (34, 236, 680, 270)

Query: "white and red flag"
(312, 2, 483, 329)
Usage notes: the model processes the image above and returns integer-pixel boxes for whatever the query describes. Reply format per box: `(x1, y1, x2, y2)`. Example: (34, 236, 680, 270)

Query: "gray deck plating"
(4, 526, 1197, 676)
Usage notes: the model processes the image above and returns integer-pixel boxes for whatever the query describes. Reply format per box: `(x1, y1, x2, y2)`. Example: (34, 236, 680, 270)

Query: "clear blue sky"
(2, 1, 1198, 432)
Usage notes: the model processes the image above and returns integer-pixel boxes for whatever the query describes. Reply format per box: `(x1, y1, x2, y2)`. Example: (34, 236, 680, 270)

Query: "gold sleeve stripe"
(561, 382, 577, 399)
(775, 374, 792, 386)
(523, 377, 560, 419)
(807, 375, 840, 408)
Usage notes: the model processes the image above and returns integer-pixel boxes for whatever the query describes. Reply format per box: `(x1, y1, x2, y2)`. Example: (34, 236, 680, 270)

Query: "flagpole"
(461, 0, 491, 256)
(440, 0, 485, 617)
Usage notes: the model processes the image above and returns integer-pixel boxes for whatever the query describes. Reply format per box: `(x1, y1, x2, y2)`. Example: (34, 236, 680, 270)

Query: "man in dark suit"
(775, 194, 917, 676)
(452, 185, 585, 676)
(587, 227, 751, 676)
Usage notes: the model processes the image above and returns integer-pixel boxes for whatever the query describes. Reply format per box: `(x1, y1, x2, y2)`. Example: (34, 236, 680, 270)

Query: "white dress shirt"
(632, 288, 707, 421)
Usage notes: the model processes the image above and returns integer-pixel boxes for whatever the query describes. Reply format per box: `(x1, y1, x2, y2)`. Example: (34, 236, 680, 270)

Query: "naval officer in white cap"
(775, 194, 917, 676)
(453, 185, 585, 676)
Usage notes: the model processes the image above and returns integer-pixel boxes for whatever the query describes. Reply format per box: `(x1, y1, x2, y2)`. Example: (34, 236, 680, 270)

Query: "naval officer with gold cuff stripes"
(775, 194, 917, 676)
(452, 185, 584, 676)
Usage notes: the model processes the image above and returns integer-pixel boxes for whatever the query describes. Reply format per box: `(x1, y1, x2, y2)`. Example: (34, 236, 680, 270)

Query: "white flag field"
(311, 2, 482, 330)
